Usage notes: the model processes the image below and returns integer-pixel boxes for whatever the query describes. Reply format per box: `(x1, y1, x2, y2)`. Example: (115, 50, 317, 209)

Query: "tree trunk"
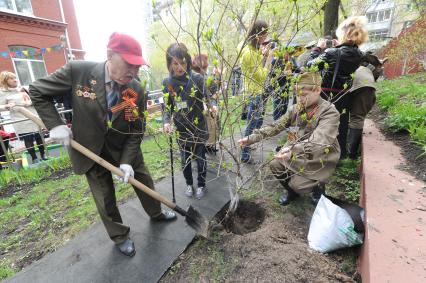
(323, 0, 340, 37)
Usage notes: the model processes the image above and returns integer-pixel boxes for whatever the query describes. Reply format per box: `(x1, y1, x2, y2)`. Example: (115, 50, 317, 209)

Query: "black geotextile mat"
(7, 168, 230, 283)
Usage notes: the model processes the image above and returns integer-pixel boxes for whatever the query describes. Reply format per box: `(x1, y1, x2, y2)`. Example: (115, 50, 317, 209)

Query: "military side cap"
(296, 72, 322, 89)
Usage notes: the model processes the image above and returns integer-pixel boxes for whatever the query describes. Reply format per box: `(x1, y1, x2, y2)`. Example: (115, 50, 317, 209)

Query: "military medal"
(76, 85, 96, 99)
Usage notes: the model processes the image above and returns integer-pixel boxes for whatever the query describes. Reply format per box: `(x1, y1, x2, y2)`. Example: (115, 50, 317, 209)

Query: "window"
(369, 30, 389, 41)
(384, 10, 391, 20)
(378, 10, 384, 22)
(0, 0, 32, 14)
(366, 9, 391, 23)
(9, 46, 48, 86)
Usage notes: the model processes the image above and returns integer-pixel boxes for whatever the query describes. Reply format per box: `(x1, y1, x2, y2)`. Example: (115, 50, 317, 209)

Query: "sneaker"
(185, 185, 194, 197)
(195, 187, 205, 199)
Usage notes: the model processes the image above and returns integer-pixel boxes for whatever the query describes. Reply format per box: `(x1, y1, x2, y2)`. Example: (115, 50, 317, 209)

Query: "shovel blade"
(185, 205, 210, 238)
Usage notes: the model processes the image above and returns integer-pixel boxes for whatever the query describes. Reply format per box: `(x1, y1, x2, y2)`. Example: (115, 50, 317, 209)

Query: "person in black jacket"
(307, 16, 368, 159)
(163, 43, 212, 199)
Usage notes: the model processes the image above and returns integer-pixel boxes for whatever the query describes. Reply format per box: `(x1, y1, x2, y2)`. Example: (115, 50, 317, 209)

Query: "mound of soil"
(368, 106, 426, 182)
(161, 188, 358, 282)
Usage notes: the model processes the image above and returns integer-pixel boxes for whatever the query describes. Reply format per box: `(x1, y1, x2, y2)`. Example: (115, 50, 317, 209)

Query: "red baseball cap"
(107, 32, 147, 66)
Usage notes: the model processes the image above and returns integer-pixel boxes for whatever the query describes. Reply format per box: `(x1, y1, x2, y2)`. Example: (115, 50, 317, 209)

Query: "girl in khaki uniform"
(239, 72, 340, 205)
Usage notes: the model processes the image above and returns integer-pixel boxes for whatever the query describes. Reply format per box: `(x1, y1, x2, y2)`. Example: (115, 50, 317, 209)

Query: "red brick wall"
(379, 15, 426, 79)
(31, 0, 62, 21)
(0, 0, 84, 77)
(0, 21, 67, 75)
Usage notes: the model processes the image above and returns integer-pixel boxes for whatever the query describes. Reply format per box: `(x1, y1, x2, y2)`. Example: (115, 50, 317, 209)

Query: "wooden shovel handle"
(15, 106, 177, 210)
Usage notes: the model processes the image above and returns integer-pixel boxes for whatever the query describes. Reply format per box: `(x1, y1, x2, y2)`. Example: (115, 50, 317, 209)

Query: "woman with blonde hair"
(0, 71, 47, 164)
(307, 16, 368, 159)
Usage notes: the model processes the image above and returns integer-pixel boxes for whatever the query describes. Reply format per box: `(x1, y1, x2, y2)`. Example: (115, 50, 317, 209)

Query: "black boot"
(27, 147, 38, 164)
(347, 128, 363, 159)
(39, 145, 48, 161)
(337, 113, 349, 160)
(278, 180, 299, 206)
(278, 188, 299, 206)
(311, 183, 326, 205)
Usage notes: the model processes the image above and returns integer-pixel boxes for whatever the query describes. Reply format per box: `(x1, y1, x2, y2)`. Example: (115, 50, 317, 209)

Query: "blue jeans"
(241, 95, 264, 161)
(272, 94, 288, 121)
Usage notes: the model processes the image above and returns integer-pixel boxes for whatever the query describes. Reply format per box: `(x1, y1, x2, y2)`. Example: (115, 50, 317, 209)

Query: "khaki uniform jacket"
(29, 61, 147, 175)
(0, 89, 40, 134)
(248, 97, 340, 183)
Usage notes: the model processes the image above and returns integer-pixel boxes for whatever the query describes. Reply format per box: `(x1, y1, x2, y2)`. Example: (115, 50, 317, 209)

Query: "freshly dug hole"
(217, 200, 265, 235)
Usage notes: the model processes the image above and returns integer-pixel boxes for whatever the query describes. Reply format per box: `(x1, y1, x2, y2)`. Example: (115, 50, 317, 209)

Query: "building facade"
(360, 0, 420, 51)
(0, 0, 84, 86)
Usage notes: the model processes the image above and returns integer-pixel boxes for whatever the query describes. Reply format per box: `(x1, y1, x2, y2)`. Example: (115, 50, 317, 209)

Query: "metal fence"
(0, 108, 70, 169)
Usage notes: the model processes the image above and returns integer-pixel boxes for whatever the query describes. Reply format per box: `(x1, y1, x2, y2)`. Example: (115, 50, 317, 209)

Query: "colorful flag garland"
(0, 44, 63, 59)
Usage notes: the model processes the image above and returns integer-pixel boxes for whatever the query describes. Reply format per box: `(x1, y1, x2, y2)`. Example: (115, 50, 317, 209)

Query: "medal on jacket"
(110, 88, 139, 121)
(76, 85, 96, 100)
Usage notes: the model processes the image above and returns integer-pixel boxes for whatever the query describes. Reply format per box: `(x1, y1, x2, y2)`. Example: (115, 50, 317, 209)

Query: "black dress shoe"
(278, 189, 299, 206)
(116, 238, 136, 257)
(311, 185, 325, 205)
(151, 210, 177, 221)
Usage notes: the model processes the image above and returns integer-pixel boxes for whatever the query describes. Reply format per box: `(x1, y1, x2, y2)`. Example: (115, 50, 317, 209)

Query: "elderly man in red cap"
(29, 32, 176, 257)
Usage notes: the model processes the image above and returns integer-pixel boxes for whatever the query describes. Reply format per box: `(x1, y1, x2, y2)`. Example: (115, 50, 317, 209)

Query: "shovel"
(16, 107, 210, 237)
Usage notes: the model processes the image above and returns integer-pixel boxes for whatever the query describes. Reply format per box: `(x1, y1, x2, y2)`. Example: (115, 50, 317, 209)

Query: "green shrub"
(376, 89, 397, 110)
(409, 123, 426, 144)
(385, 103, 426, 132)
(376, 73, 426, 157)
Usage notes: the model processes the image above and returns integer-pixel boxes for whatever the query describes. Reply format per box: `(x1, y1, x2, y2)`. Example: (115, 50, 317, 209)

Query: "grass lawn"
(375, 72, 426, 156)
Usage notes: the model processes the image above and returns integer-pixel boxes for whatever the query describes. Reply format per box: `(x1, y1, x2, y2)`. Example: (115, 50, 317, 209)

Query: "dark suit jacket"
(29, 61, 147, 175)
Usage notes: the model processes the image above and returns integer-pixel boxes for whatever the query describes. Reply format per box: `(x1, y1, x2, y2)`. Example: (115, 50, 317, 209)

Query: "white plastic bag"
(308, 195, 363, 253)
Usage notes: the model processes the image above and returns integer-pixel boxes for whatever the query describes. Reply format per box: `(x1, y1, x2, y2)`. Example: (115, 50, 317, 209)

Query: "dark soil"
(161, 180, 360, 283)
(368, 105, 426, 182)
(219, 201, 266, 235)
(0, 167, 73, 199)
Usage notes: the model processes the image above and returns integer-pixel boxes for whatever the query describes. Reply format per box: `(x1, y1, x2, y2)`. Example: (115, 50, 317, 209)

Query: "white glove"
(50, 125, 72, 146)
(119, 164, 134, 183)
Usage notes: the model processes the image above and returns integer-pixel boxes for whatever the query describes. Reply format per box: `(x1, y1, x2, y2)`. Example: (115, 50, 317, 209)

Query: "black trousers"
(180, 143, 207, 187)
(22, 132, 45, 160)
(321, 91, 352, 159)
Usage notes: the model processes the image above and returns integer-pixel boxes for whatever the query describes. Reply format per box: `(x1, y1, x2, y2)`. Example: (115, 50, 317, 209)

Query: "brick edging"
(357, 119, 426, 282)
